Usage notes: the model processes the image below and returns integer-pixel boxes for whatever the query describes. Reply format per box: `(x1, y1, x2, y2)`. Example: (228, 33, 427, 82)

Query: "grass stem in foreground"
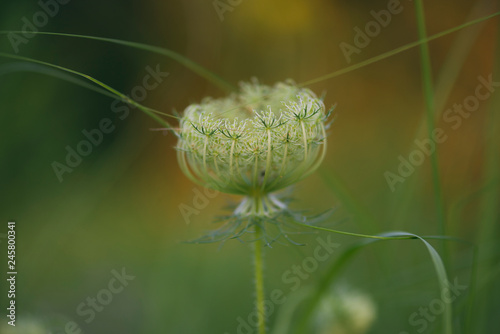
(414, 0, 449, 270)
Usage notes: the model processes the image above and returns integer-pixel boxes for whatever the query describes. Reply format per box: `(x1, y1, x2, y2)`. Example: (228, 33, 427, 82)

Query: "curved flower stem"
(253, 223, 266, 334)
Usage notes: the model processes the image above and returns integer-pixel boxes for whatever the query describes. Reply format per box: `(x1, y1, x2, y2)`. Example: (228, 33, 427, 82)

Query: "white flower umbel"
(177, 80, 329, 217)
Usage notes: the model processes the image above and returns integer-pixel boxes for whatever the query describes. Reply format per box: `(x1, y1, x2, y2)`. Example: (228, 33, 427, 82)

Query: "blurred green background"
(0, 0, 499, 333)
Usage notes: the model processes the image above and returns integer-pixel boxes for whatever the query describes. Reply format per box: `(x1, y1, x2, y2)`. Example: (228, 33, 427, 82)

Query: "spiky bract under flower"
(176, 80, 329, 206)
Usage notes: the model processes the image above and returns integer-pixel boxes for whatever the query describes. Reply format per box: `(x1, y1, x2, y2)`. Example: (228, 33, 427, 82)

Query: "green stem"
(414, 0, 449, 268)
(473, 22, 500, 333)
(253, 224, 266, 334)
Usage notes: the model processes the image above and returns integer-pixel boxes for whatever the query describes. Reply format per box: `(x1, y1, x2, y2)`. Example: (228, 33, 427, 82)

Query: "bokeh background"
(0, 0, 499, 333)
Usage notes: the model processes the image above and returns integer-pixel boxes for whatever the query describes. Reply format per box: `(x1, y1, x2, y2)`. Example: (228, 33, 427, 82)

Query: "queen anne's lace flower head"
(176, 80, 329, 212)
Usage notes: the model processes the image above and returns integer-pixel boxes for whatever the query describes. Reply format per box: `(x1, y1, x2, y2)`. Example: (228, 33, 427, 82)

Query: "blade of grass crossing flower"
(2, 12, 495, 120)
(0, 31, 237, 93)
(6, 14, 496, 120)
(0, 52, 175, 130)
(1, 13, 498, 94)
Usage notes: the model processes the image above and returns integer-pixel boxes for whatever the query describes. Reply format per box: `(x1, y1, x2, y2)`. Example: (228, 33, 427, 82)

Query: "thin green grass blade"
(414, 0, 449, 268)
(3, 12, 495, 124)
(1, 11, 497, 94)
(0, 52, 176, 130)
(473, 23, 500, 333)
(290, 218, 453, 242)
(464, 244, 479, 334)
(393, 0, 490, 227)
(195, 9, 500, 121)
(298, 10, 500, 87)
(288, 231, 453, 334)
(0, 61, 116, 99)
(13, 13, 494, 122)
(0, 31, 236, 93)
(433, 0, 491, 115)
(218, 10, 500, 118)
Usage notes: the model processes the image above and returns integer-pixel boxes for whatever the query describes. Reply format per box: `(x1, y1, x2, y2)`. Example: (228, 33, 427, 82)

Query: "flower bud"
(176, 80, 329, 201)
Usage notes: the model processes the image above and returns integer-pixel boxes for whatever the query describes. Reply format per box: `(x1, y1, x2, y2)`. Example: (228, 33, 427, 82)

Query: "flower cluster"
(176, 80, 329, 215)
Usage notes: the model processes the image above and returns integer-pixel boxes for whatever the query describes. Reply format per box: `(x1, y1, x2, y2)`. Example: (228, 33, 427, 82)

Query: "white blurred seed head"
(1, 317, 51, 334)
(313, 286, 377, 334)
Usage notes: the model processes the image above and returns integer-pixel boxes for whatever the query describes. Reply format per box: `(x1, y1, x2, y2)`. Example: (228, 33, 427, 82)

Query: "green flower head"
(176, 80, 330, 214)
